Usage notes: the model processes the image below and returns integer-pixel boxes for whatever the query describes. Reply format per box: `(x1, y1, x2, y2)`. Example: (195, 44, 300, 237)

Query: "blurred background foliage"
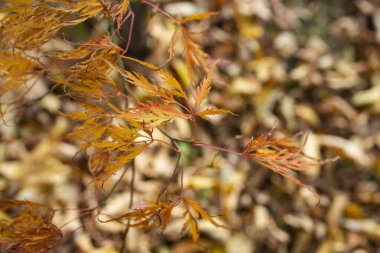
(1, 0, 380, 252)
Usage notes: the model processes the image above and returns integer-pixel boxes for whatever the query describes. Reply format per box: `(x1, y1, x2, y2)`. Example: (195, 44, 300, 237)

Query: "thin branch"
(192, 142, 243, 156)
(120, 160, 136, 253)
(157, 127, 194, 144)
(102, 165, 130, 202)
(156, 153, 182, 203)
(140, 0, 181, 26)
(123, 11, 135, 54)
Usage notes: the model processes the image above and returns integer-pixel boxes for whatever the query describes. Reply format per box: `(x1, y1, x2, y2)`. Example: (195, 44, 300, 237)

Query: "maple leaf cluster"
(0, 199, 62, 253)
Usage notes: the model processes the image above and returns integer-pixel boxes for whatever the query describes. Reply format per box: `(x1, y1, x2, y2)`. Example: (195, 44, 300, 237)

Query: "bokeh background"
(1, 0, 380, 252)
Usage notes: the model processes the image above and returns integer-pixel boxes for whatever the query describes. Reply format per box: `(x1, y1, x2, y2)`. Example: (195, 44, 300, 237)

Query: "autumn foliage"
(0, 0, 333, 251)
(0, 199, 62, 252)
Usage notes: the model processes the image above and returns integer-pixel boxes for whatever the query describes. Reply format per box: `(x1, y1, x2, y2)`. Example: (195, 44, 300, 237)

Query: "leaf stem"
(192, 142, 243, 156)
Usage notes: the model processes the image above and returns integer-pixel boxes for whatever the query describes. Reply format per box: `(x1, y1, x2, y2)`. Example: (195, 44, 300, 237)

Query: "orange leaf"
(182, 198, 225, 242)
(183, 12, 219, 23)
(185, 199, 224, 228)
(194, 63, 216, 109)
(196, 107, 232, 120)
(119, 57, 188, 100)
(242, 130, 325, 193)
(0, 199, 62, 253)
(181, 27, 209, 82)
